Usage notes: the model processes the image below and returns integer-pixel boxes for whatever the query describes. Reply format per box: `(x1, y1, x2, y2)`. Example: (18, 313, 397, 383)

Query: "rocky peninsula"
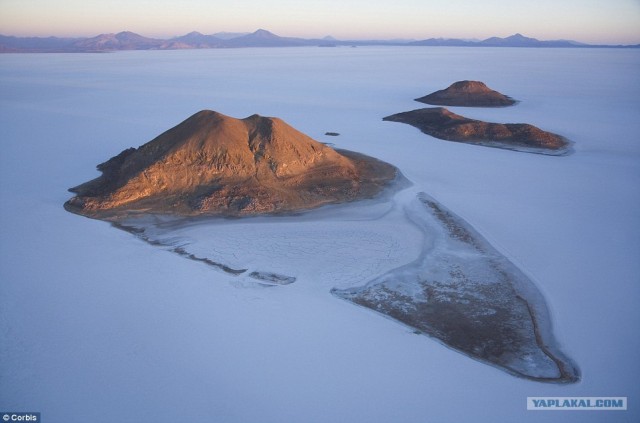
(384, 107, 570, 154)
(416, 80, 516, 107)
(333, 192, 580, 383)
(65, 110, 397, 219)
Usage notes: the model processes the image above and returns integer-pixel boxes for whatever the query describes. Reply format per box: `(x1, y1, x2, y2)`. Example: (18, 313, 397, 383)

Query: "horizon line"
(2, 28, 639, 47)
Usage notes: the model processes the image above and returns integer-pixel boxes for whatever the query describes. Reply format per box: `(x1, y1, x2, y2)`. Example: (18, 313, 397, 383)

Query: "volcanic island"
(65, 110, 397, 220)
(415, 80, 516, 107)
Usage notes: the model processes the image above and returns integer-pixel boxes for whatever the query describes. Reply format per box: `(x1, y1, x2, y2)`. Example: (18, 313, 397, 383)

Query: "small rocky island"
(384, 107, 570, 154)
(65, 110, 397, 219)
(416, 80, 516, 107)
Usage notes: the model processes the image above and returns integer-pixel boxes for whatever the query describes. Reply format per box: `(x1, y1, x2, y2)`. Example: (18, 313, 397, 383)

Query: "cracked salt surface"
(117, 191, 422, 291)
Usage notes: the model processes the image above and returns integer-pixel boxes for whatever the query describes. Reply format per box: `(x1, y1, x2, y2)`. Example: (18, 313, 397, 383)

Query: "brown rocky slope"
(416, 80, 516, 107)
(384, 107, 569, 154)
(65, 110, 397, 219)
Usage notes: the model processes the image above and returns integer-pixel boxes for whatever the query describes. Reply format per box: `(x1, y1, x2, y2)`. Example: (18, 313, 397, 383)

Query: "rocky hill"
(65, 110, 396, 219)
(416, 81, 516, 107)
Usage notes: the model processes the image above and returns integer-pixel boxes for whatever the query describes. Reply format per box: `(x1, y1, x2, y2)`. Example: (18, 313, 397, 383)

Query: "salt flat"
(117, 188, 421, 291)
(1, 47, 639, 422)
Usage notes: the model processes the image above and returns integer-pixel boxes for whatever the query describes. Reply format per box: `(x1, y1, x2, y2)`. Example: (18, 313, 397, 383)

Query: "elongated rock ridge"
(384, 107, 570, 154)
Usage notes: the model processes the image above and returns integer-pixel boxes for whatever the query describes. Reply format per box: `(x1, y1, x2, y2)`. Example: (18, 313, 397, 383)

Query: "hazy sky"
(1, 0, 639, 44)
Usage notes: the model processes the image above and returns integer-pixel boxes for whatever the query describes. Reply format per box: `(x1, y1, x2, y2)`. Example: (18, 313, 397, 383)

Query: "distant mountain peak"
(253, 29, 277, 37)
(506, 33, 537, 41)
(115, 31, 149, 40)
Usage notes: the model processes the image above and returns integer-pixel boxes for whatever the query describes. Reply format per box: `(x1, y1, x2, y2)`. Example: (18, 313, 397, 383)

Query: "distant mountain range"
(1, 29, 637, 53)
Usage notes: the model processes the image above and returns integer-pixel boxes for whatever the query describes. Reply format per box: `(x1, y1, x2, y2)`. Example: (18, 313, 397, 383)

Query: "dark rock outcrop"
(65, 110, 396, 219)
(384, 107, 569, 154)
(416, 80, 516, 107)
